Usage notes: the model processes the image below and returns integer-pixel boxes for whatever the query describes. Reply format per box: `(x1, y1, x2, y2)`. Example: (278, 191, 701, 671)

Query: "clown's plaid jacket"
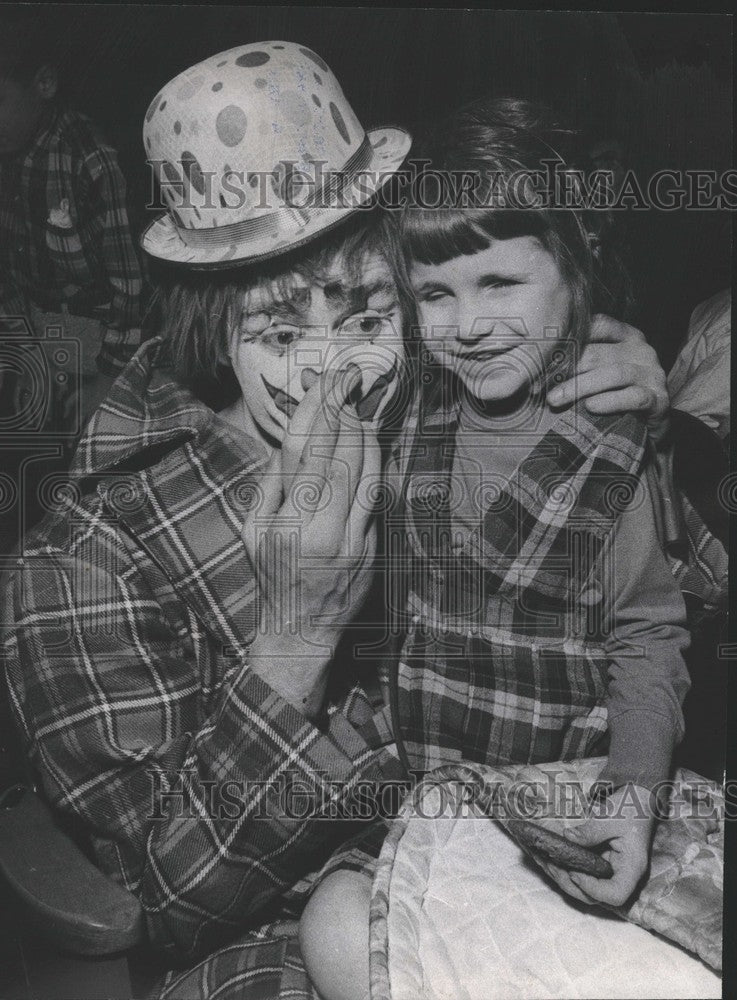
(2, 338, 401, 975)
(385, 366, 691, 790)
(0, 107, 143, 373)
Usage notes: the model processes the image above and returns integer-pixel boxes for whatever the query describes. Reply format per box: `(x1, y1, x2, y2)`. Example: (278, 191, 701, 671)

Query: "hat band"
(175, 136, 375, 250)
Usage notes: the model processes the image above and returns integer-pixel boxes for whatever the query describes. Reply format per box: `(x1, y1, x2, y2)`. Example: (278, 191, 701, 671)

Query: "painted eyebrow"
(245, 290, 310, 323)
(266, 301, 306, 321)
(321, 279, 397, 304)
(321, 279, 399, 328)
(411, 279, 452, 294)
(243, 280, 397, 328)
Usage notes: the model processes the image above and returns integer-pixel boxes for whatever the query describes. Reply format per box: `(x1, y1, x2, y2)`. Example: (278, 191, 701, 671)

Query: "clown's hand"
(541, 783, 655, 909)
(242, 368, 380, 719)
(548, 315, 670, 443)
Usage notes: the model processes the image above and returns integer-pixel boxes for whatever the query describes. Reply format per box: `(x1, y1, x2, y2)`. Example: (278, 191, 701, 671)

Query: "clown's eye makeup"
(339, 310, 396, 340)
(257, 325, 305, 355)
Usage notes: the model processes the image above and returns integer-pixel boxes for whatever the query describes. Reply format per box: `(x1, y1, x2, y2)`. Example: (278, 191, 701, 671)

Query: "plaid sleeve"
(3, 534, 394, 964)
(78, 148, 144, 375)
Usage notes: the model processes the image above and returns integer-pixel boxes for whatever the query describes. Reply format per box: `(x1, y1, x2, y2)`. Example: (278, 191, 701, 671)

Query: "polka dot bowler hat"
(141, 41, 412, 268)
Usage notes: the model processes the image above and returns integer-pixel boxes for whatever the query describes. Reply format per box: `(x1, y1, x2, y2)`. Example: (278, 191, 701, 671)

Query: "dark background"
(9, 5, 735, 368)
(0, 11, 734, 992)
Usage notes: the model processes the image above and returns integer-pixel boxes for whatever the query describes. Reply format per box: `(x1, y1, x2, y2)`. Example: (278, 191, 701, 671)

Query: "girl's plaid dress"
(386, 363, 690, 780)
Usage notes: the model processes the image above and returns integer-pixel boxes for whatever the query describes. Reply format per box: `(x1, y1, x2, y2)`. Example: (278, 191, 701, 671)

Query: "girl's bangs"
(402, 207, 549, 266)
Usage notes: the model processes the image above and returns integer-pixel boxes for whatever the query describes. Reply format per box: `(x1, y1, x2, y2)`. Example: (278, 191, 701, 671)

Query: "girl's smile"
(410, 236, 573, 403)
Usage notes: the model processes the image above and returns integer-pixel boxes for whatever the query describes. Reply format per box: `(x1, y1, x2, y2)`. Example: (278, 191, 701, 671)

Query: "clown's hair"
(149, 206, 414, 409)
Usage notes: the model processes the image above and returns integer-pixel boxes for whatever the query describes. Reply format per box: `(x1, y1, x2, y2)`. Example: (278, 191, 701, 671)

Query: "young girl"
(300, 97, 690, 1000)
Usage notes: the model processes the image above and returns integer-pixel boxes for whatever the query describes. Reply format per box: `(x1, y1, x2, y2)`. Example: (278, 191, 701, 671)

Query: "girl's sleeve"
(597, 460, 691, 793)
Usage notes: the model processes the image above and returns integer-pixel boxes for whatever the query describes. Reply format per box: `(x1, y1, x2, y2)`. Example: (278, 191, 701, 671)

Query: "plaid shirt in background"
(2, 338, 401, 995)
(0, 106, 144, 374)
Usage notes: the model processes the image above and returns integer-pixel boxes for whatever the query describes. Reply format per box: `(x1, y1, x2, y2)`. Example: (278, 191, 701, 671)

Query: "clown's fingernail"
(300, 368, 320, 393)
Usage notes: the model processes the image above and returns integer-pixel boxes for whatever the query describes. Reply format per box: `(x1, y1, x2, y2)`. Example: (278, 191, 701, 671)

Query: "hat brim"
(141, 125, 411, 269)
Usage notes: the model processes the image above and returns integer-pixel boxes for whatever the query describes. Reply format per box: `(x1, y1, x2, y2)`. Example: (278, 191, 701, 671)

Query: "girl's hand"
(242, 368, 380, 718)
(540, 783, 655, 908)
(548, 315, 670, 440)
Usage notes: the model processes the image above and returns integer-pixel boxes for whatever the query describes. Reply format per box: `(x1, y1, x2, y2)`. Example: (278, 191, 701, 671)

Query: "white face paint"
(226, 253, 404, 446)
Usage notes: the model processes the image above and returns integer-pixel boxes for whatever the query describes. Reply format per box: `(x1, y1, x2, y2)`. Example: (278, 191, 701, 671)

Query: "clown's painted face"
(227, 252, 404, 446)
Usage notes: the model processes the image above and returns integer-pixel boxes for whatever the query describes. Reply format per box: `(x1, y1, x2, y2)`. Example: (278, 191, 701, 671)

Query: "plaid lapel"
(475, 405, 647, 599)
(404, 381, 648, 622)
(98, 428, 268, 658)
(72, 337, 270, 656)
(402, 362, 461, 565)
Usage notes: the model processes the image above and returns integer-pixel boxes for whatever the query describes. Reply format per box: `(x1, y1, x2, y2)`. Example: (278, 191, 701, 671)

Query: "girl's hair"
(149, 206, 415, 408)
(401, 97, 634, 348)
